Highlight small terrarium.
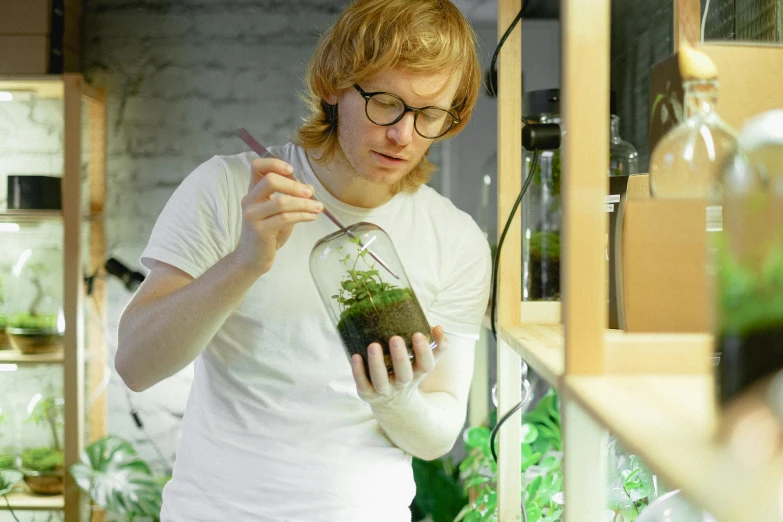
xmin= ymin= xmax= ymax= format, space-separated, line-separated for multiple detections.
xmin=0 ymin=397 xmax=17 ymax=470
xmin=21 ymin=391 xmax=64 ymax=495
xmin=6 ymin=247 xmax=64 ymax=355
xmin=310 ymin=223 xmax=435 ymax=375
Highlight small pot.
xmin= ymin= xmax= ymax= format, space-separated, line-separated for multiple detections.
xmin=6 ymin=327 xmax=63 ymax=355
xmin=23 ymin=468 xmax=64 ymax=495
xmin=0 ymin=328 xmax=8 ymax=350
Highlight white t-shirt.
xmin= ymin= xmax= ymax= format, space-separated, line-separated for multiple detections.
xmin=141 ymin=143 xmax=491 ymax=522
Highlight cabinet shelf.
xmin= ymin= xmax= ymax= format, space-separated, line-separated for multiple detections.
xmin=0 ymin=350 xmax=64 ymax=364
xmin=0 ymin=491 xmax=64 ymax=511
xmin=567 ymin=374 xmax=783 ymax=522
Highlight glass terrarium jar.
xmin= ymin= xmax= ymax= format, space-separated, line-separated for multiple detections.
xmin=609 ymin=114 xmax=639 ymax=177
xmin=715 ymin=110 xmax=783 ymax=408
xmin=649 ymin=79 xmax=737 ymax=200
xmin=0 ymin=395 xmax=17 ymax=470
xmin=0 ymin=266 xmax=9 ymax=350
xmin=310 ymin=223 xmax=435 ymax=375
xmin=6 ymin=247 xmax=64 ymax=355
xmin=21 ymin=390 xmax=64 ymax=494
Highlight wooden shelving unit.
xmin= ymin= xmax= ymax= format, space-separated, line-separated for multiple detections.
xmin=493 ymin=0 xmax=783 ymax=521
xmin=0 ymin=74 xmax=108 ymax=522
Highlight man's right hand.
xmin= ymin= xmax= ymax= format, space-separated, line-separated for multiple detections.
xmin=233 ymin=157 xmax=323 ymax=276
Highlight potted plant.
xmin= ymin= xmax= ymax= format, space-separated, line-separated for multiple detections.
xmin=0 ymin=469 xmax=24 ymax=521
xmin=21 ymin=393 xmax=64 ymax=495
xmin=70 ymin=435 xmax=170 ymax=522
xmin=6 ymin=261 xmax=63 ymax=355
xmin=310 ymin=225 xmax=434 ymax=375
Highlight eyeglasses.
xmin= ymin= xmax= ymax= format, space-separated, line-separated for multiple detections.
xmin=353 ymin=84 xmax=461 ymax=140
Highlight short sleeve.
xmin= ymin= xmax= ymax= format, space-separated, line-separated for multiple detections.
xmin=140 ymin=156 xmax=234 ymax=278
xmin=427 ymin=219 xmax=492 ymax=340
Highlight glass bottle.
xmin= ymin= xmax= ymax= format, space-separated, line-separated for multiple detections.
xmin=649 ymin=79 xmax=737 ymax=199
xmin=309 ymin=223 xmax=435 ymax=375
xmin=609 ymin=114 xmax=639 ymax=176
xmin=6 ymin=246 xmax=64 ymax=355
xmin=715 ymin=110 xmax=783 ymax=408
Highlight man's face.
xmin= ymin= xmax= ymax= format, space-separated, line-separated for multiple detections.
xmin=328 ymin=68 xmax=460 ymax=188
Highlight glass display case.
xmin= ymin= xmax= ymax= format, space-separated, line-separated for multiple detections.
xmin=20 ymin=388 xmax=64 ymax=495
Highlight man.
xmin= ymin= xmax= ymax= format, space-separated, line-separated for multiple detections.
xmin=115 ymin=0 xmax=491 ymax=520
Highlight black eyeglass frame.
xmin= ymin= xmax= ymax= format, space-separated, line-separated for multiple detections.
xmin=353 ymin=84 xmax=461 ymax=139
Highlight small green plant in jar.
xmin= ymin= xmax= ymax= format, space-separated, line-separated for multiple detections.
xmin=22 ymin=393 xmax=64 ymax=495
xmin=310 ymin=223 xmax=434 ymax=375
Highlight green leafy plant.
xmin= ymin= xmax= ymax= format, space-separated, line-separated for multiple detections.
xmin=411 ymin=456 xmax=467 ymax=522
xmin=8 ymin=262 xmax=58 ymax=331
xmin=606 ymin=446 xmax=660 ymax=521
xmin=70 ymin=435 xmax=170 ymax=522
xmin=332 ymin=238 xmax=399 ymax=313
xmin=331 ymin=237 xmax=430 ymax=373
xmin=532 ymin=150 xmax=561 ymax=197
xmin=0 ymin=469 xmax=24 ymax=522
xmin=456 ymin=389 xmax=564 ymax=522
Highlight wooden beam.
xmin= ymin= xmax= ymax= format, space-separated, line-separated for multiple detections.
xmin=62 ymin=73 xmax=85 ymax=521
xmin=562 ymin=0 xmax=610 ymax=375
xmin=87 ymin=87 xmax=108 ymax=444
xmin=496 ymin=1 xmax=523 ymax=519
xmin=673 ymin=0 xmax=701 ymax=51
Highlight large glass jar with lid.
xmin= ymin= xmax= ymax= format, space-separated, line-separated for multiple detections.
xmin=715 ymin=110 xmax=783 ymax=410
xmin=310 ymin=223 xmax=435 ymax=375
xmin=6 ymin=246 xmax=64 ymax=355
xmin=649 ymin=78 xmax=737 ymax=200
xmin=521 ymin=89 xmax=638 ymax=301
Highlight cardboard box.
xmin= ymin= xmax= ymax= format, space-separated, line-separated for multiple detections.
xmin=0 ymin=36 xmax=79 ymax=74
xmin=649 ymin=43 xmax=783 ymax=154
xmin=619 ymin=176 xmax=710 ymax=333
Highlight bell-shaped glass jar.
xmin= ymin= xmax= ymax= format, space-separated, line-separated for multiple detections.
xmin=649 ymin=79 xmax=737 ymax=199
xmin=6 ymin=247 xmax=64 ymax=355
xmin=609 ymin=114 xmax=639 ymax=177
xmin=715 ymin=110 xmax=783 ymax=407
xmin=310 ymin=223 xmax=435 ymax=375
xmin=21 ymin=388 xmax=64 ymax=494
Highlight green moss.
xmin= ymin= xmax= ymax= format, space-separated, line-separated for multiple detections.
xmin=529 ymin=231 xmax=560 ymax=260
xmin=8 ymin=313 xmax=57 ymax=330
xmin=0 ymin=454 xmax=14 ymax=469
xmin=0 ymin=315 xmax=6 ymax=330
xmin=22 ymin=447 xmax=63 ymax=472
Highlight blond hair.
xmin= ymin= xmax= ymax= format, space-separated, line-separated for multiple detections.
xmin=296 ymin=0 xmax=481 ymax=194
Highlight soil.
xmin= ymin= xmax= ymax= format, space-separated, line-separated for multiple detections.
xmin=0 ymin=328 xmax=7 ymax=349
xmin=337 ymin=288 xmax=432 ymax=375
xmin=6 ymin=329 xmax=63 ymax=355
xmin=527 ymin=252 xmax=560 ymax=300
xmin=717 ymin=324 xmax=783 ymax=405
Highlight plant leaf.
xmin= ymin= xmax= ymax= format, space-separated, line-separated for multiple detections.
xmin=0 ymin=470 xmax=23 ymax=496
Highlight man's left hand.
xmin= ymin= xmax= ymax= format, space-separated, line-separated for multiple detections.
xmin=351 ymin=326 xmax=449 ymax=407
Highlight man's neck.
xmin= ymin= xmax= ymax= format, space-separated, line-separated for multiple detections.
xmin=305 ymin=150 xmax=395 ymax=209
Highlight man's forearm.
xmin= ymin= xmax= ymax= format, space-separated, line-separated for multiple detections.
xmin=371 ymin=389 xmax=467 ymax=461
xmin=116 ymin=252 xmax=260 ymax=392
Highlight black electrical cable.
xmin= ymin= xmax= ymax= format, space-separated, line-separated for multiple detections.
xmin=488 ymin=0 xmax=531 ymax=124
xmin=490 ymin=150 xmax=538 ymax=341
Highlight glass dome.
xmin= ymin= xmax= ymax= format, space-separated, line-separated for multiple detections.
xmin=309 ymin=222 xmax=435 ymax=375
xmin=21 ymin=388 xmax=64 ymax=495
xmin=5 ymin=246 xmax=64 ymax=354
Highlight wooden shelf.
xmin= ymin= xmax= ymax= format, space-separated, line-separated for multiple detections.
xmin=0 ymin=76 xmax=64 ymax=99
xmin=0 ymin=210 xmax=62 ymax=223
xmin=500 ymin=323 xmax=563 ymax=386
xmin=0 ymin=491 xmax=63 ymax=511
xmin=0 ymin=349 xmax=64 ymax=364
xmin=567 ymin=375 xmax=783 ymax=522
